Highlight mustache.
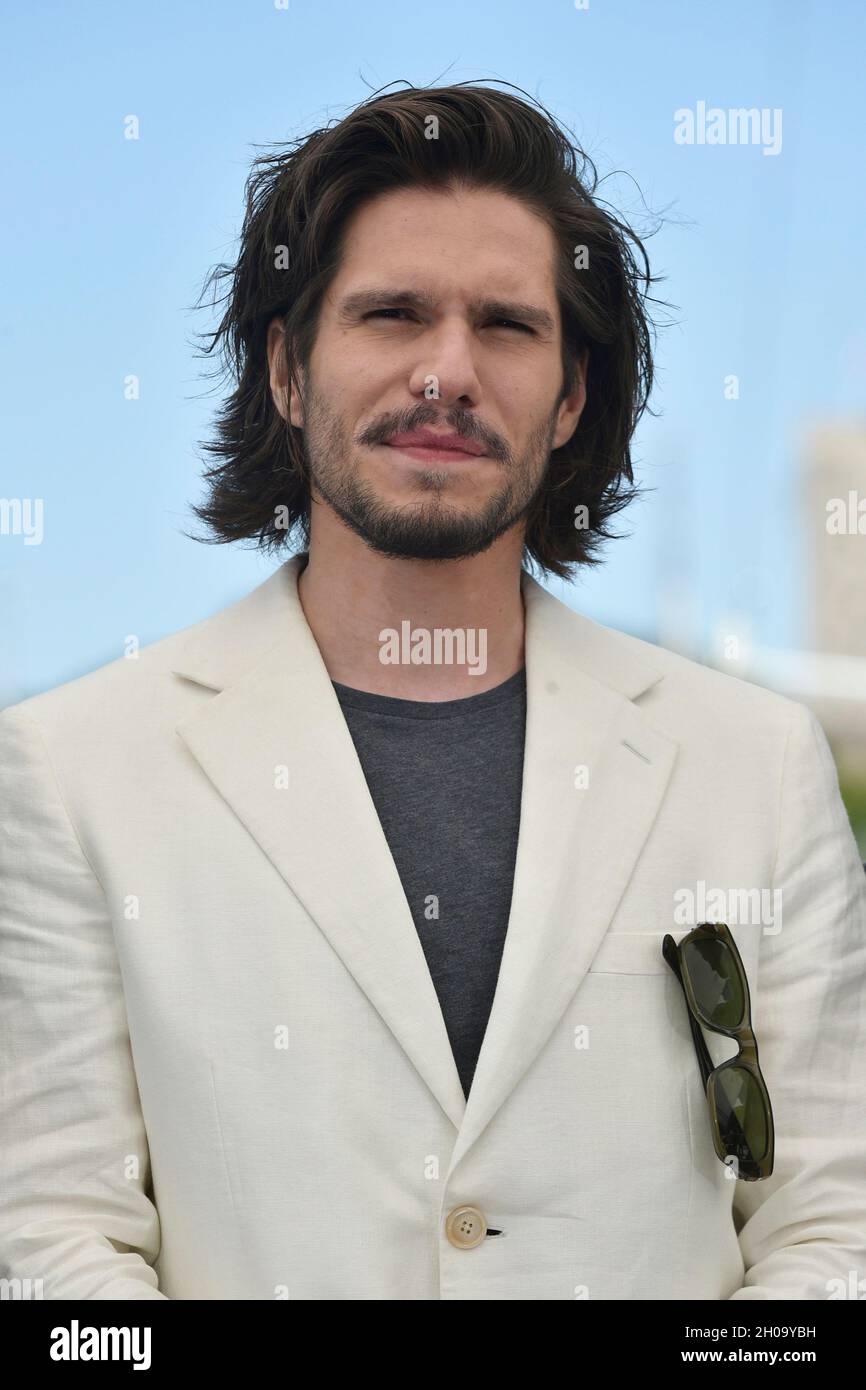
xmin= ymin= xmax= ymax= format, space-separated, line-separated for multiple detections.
xmin=360 ymin=411 xmax=505 ymax=460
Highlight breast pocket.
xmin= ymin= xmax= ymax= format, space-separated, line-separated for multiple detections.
xmin=531 ymin=929 xmax=705 ymax=1293
xmin=571 ymin=930 xmax=696 ymax=1133
xmin=582 ymin=928 xmax=742 ymax=1192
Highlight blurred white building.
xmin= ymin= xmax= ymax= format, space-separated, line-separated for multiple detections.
xmin=720 ymin=423 xmax=866 ymax=776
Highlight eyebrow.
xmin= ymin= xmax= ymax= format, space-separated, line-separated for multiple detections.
xmin=336 ymin=287 xmax=557 ymax=336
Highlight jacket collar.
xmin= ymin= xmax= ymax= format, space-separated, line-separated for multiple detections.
xmin=172 ymin=553 xmax=677 ymax=1172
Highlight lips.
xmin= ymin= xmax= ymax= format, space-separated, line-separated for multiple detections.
xmin=384 ymin=431 xmax=487 ymax=456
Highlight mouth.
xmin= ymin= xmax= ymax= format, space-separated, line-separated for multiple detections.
xmin=380 ymin=439 xmax=492 ymax=467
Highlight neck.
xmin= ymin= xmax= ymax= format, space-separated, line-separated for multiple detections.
xmin=297 ymin=528 xmax=526 ymax=701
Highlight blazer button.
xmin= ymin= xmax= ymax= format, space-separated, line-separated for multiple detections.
xmin=445 ymin=1204 xmax=487 ymax=1249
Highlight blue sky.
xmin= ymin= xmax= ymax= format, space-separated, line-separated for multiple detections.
xmin=2 ymin=0 xmax=864 ymax=706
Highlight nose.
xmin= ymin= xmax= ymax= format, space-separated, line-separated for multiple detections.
xmin=407 ymin=317 xmax=483 ymax=406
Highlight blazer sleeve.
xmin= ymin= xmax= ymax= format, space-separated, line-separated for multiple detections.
xmin=0 ymin=705 xmax=168 ymax=1299
xmin=728 ymin=700 xmax=866 ymax=1300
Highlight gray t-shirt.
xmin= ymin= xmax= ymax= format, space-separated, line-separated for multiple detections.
xmin=332 ymin=668 xmax=527 ymax=1098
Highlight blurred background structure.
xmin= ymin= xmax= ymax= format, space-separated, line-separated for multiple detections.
xmin=634 ymin=424 xmax=866 ymax=854
xmin=737 ymin=425 xmax=866 ymax=854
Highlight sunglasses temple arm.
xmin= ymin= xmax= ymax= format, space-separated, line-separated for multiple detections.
xmin=665 ymin=949 xmax=714 ymax=1091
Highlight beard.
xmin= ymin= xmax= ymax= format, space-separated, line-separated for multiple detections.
xmin=294 ymin=382 xmax=561 ymax=563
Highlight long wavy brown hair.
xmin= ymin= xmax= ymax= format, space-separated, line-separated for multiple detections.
xmin=189 ymin=81 xmax=668 ymax=580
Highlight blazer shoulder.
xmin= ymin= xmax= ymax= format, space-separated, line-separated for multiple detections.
xmin=0 ymin=586 xmax=270 ymax=752
xmin=1 ymin=561 xmax=298 ymax=738
xmin=581 ymin=612 xmax=812 ymax=737
xmin=2 ymin=622 xmax=193 ymax=728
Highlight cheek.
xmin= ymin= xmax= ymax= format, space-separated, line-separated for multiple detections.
xmin=490 ymin=364 xmax=554 ymax=425
xmin=320 ymin=340 xmax=397 ymax=411
xmin=500 ymin=401 xmax=556 ymax=456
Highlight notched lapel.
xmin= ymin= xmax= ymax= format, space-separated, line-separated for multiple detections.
xmin=173 ymin=556 xmax=467 ymax=1130
xmin=447 ymin=573 xmax=679 ymax=1172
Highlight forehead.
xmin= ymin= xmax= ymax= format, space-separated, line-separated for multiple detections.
xmin=329 ymin=184 xmax=559 ymax=302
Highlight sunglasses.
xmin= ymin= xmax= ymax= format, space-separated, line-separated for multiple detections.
xmin=663 ymin=922 xmax=774 ymax=1181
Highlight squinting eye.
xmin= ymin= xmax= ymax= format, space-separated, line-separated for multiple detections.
xmin=490 ymin=318 xmax=534 ymax=334
xmin=365 ymin=309 xmax=534 ymax=335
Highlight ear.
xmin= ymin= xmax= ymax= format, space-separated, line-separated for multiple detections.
xmin=266 ymin=317 xmax=289 ymax=422
xmin=288 ymin=366 xmax=306 ymax=430
xmin=266 ymin=316 xmax=306 ymax=426
xmin=551 ymin=346 xmax=588 ymax=450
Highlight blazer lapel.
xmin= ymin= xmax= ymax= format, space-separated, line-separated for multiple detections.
xmin=450 ymin=574 xmax=679 ymax=1171
xmin=171 ymin=553 xmax=679 ymax=1160
xmin=173 ymin=555 xmax=467 ymax=1129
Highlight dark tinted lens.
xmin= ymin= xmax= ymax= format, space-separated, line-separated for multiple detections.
xmin=711 ymin=1065 xmax=768 ymax=1164
xmin=682 ymin=936 xmax=744 ymax=1030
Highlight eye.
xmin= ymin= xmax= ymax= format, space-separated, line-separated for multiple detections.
xmin=364 ymin=309 xmax=534 ymax=335
xmin=489 ymin=318 xmax=535 ymax=335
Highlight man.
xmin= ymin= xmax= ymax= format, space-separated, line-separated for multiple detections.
xmin=1 ymin=83 xmax=864 ymax=1301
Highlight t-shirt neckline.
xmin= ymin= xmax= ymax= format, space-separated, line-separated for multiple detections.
xmin=331 ymin=666 xmax=526 ymax=719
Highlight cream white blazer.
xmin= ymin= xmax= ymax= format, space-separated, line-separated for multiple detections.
xmin=1 ymin=553 xmax=865 ymax=1301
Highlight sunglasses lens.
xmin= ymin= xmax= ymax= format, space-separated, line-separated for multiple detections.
xmin=681 ymin=937 xmax=745 ymax=1030
xmin=712 ymin=1065 xmax=768 ymax=1164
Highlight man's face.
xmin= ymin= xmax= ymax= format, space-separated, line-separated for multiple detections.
xmin=269 ymin=183 xmax=586 ymax=561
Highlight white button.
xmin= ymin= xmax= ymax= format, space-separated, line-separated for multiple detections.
xmin=445 ymin=1204 xmax=487 ymax=1249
